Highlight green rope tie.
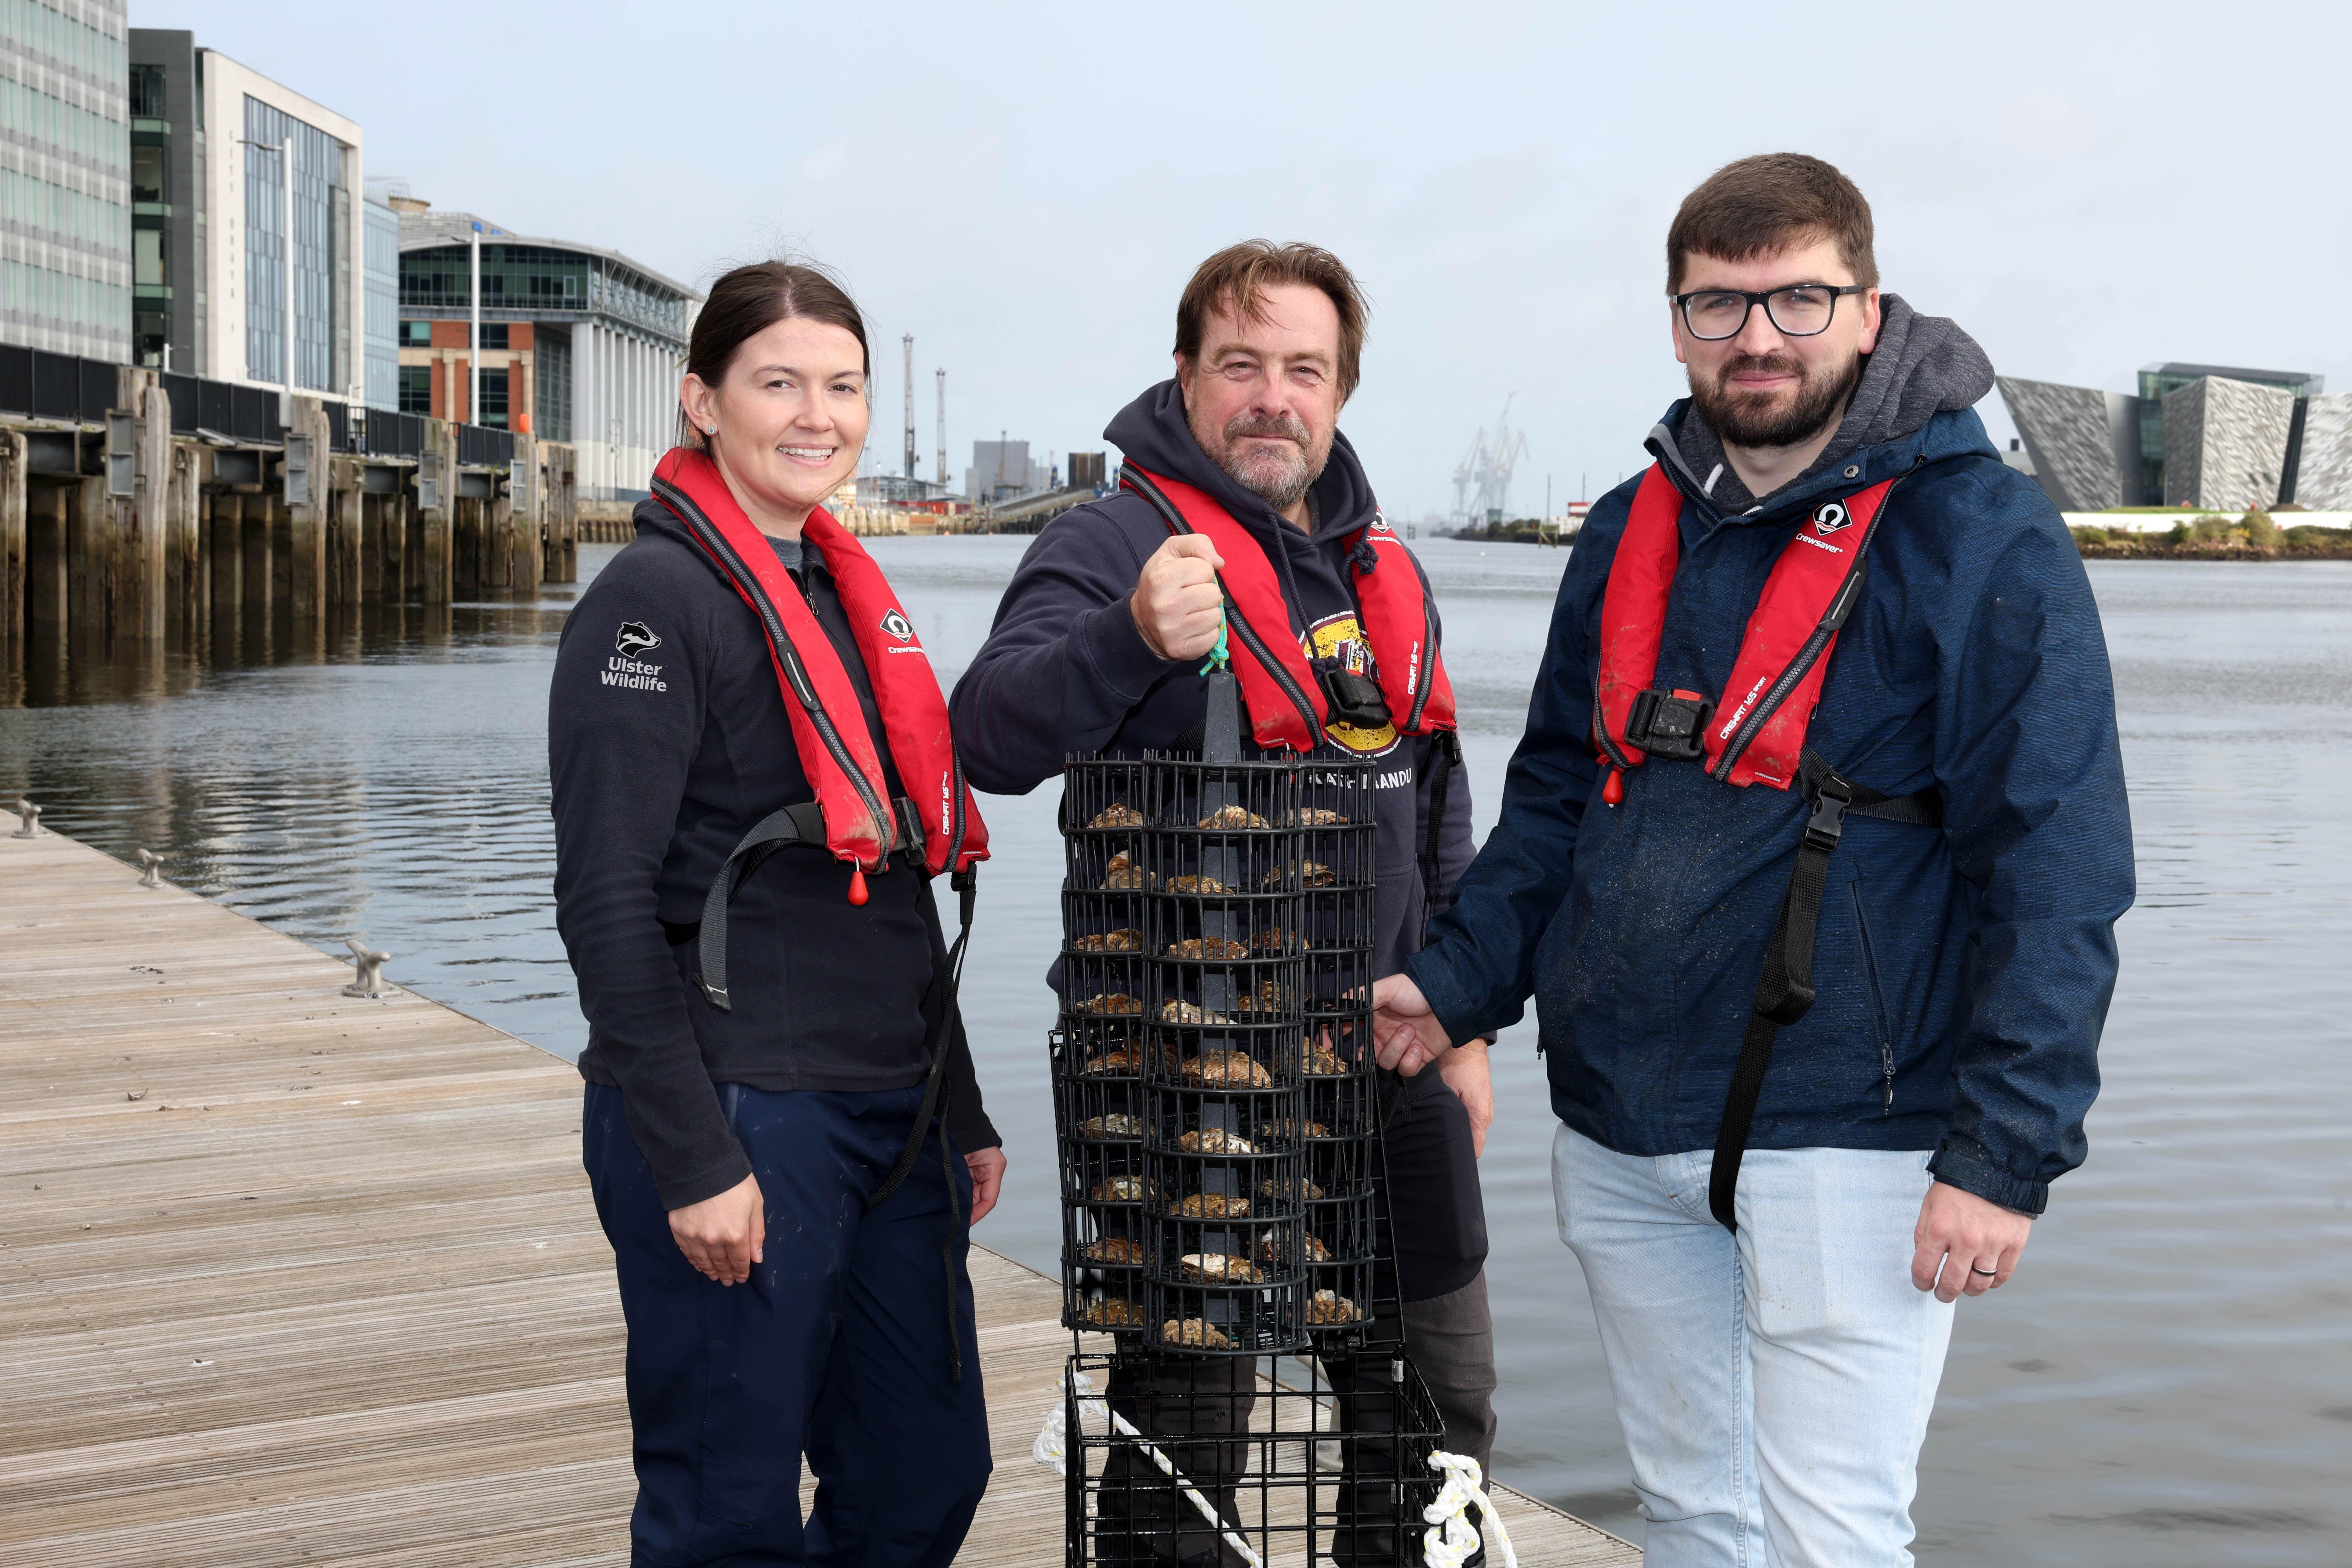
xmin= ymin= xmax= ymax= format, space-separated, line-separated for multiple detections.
xmin=1198 ymin=611 xmax=1230 ymax=676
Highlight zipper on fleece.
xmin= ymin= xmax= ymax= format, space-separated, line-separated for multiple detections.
xmin=1849 ymin=878 xmax=1896 ymax=1111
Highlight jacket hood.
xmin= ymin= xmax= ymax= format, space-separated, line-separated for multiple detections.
xmin=1104 ymin=379 xmax=1379 ymax=545
xmin=1654 ymin=295 xmax=1997 ymax=519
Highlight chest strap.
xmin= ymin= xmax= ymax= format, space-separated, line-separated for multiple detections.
xmin=1709 ymin=749 xmax=1942 ymax=1231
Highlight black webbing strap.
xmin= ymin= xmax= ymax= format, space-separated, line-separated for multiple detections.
xmin=1417 ymin=729 xmax=1463 ymax=951
xmin=1707 ymin=748 xmax=1942 ymax=1231
xmin=693 ymin=799 xmax=975 ymax=1379
xmin=694 ymin=797 xmax=932 ymax=1009
xmin=859 ymin=867 xmax=978 ymax=1383
xmin=694 ymin=800 xmax=828 ymax=1009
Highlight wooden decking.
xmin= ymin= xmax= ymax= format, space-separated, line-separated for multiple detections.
xmin=0 ymin=810 xmax=1637 ymax=1566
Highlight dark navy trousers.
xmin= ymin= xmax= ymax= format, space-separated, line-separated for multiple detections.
xmin=583 ymin=1082 xmax=992 ymax=1567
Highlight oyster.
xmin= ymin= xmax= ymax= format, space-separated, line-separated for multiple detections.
xmin=1281 ymin=807 xmax=1348 ymax=827
xmin=1078 ymin=1113 xmax=1143 ymax=1140
xmin=1073 ymin=928 xmax=1141 ymax=953
xmin=1161 ymin=1000 xmax=1234 ymax=1025
xmin=1182 ymin=1051 xmax=1272 ymax=1087
xmin=1174 ymin=1191 xmax=1250 ymax=1219
xmin=1080 ymin=1296 xmax=1146 ymax=1327
xmin=1177 ymin=1128 xmax=1256 ymax=1154
xmin=1255 ymin=1117 xmax=1330 ymax=1142
xmin=1081 ymin=1044 xmax=1142 ymax=1076
xmin=1305 ymin=1290 xmax=1362 ymax=1325
xmin=1161 ymin=1317 xmax=1231 ymax=1349
xmin=1091 ymin=1174 xmax=1159 ymax=1202
xmin=1197 ymin=804 xmax=1270 ymax=829
xmin=1101 ymin=853 xmax=1152 ymax=890
xmin=1179 ymin=1252 xmax=1260 ymax=1284
xmin=1166 ymin=936 xmax=1249 ymax=960
xmin=1259 ymin=1176 xmax=1326 ymax=1202
xmin=1081 ymin=1236 xmax=1149 ymax=1266
xmin=1076 ymin=993 xmax=1144 ymax=1016
xmin=1255 ymin=1230 xmax=1332 ymax=1266
xmin=1167 ymin=873 xmax=1230 ymax=895
xmin=1089 ymin=803 xmax=1149 ymax=829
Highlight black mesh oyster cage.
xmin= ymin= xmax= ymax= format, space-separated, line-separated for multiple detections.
xmin=1058 ymin=1350 xmax=1446 ymax=1567
xmin=1055 ymin=686 xmax=1384 ymax=1351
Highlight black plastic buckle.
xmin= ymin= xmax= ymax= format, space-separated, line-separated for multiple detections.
xmin=1317 ymin=664 xmax=1391 ymax=729
xmin=894 ymin=797 xmax=928 ymax=861
xmin=1626 ymin=688 xmax=1715 ymax=761
xmin=1804 ymin=784 xmax=1851 ymax=851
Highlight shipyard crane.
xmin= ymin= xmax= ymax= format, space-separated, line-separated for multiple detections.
xmin=1452 ymin=397 xmax=1530 ymax=525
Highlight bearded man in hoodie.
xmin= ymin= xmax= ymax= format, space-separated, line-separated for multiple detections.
xmin=1373 ymin=154 xmax=2134 ymax=1565
xmin=952 ymin=241 xmax=1496 ymax=1565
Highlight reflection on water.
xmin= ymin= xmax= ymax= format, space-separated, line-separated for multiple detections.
xmin=2 ymin=542 xmax=2346 ymax=1564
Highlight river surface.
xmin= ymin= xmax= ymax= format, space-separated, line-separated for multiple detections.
xmin=3 ymin=538 xmax=2346 ymax=1563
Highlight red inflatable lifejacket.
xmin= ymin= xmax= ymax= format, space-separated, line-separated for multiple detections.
xmin=1592 ymin=463 xmax=1896 ymax=800
xmin=1120 ymin=462 xmax=1457 ymax=753
xmin=650 ymin=447 xmax=988 ymax=883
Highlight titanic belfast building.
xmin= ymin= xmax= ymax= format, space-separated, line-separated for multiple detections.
xmin=1999 ymin=364 xmax=2352 ymax=513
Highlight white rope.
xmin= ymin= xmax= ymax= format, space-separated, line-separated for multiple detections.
xmin=1421 ymin=1450 xmax=1516 ymax=1568
xmin=1029 ymin=1371 xmax=1513 ymax=1568
xmin=1033 ymin=1367 xmax=1266 ymax=1568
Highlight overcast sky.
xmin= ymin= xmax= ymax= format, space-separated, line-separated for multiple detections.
xmin=154 ymin=0 xmax=2348 ymax=517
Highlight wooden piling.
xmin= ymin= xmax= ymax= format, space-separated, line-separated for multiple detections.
xmin=24 ymin=482 xmax=67 ymax=652
xmin=111 ymin=366 xmax=171 ymax=641
xmin=0 ymin=429 xmax=24 ymax=647
xmin=207 ymin=490 xmax=241 ymax=622
xmin=326 ymin=457 xmax=363 ymax=611
xmin=418 ymin=419 xmax=455 ymax=604
xmin=240 ymin=492 xmax=272 ymax=618
xmin=284 ymin=396 xmax=330 ymax=619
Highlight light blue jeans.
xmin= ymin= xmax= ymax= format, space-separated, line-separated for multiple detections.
xmin=1553 ymin=1123 xmax=1955 ymax=1568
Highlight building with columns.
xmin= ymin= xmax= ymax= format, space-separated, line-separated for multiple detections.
xmin=395 ymin=200 xmax=696 ymax=501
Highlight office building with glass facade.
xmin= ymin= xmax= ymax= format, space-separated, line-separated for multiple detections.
xmin=397 ymin=203 xmax=696 ymax=499
xmin=2 ymin=0 xmax=131 ymax=361
xmin=122 ymin=34 xmax=387 ymax=406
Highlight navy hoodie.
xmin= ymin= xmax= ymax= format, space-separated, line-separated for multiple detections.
xmin=549 ymin=499 xmax=997 ymax=1211
xmin=949 ymin=380 xmax=1475 ymax=985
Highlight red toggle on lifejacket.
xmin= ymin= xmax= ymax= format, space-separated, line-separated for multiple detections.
xmin=1591 ymin=462 xmax=1897 ymax=802
xmin=1120 ymin=461 xmax=1456 ymax=753
xmin=650 ymin=447 xmax=988 ymax=882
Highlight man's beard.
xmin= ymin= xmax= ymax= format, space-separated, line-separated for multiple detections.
xmin=1690 ymin=350 xmax=1863 ymax=449
xmin=1210 ymin=411 xmax=1326 ymax=511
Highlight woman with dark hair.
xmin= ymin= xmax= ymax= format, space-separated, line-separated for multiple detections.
xmin=548 ymin=261 xmax=1000 ymax=1565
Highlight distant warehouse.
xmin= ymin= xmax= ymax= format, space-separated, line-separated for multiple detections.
xmin=394 ymin=199 xmax=701 ymax=502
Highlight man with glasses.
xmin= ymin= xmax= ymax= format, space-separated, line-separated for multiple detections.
xmin=1373 ymin=154 xmax=2133 ymax=1564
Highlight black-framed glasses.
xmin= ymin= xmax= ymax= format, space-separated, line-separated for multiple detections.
xmin=1672 ymin=284 xmax=1867 ymax=341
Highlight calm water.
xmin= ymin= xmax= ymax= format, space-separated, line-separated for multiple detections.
xmin=3 ymin=539 xmax=2346 ymax=1563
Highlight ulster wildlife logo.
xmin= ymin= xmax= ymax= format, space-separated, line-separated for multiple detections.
xmin=1811 ymin=501 xmax=1853 ymax=536
xmin=615 ymin=621 xmax=662 ymax=656
xmin=878 ymin=608 xmax=915 ymax=644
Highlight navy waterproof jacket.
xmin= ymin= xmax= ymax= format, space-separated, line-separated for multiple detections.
xmin=1404 ymin=399 xmax=2134 ymax=1214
